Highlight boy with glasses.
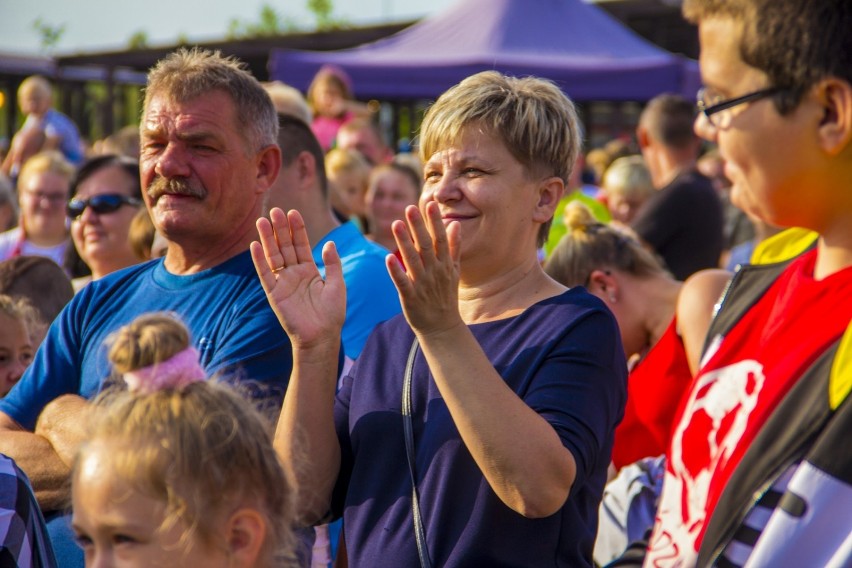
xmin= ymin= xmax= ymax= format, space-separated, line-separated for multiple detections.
xmin=642 ymin=1 xmax=852 ymax=566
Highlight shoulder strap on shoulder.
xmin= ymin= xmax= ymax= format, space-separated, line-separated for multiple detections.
xmin=829 ymin=321 xmax=852 ymax=410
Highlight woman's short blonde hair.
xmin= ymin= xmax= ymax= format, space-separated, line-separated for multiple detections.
xmin=419 ymin=71 xmax=582 ymax=246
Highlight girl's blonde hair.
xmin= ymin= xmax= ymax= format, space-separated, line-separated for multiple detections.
xmin=325 ymin=147 xmax=371 ymax=181
xmin=78 ymin=313 xmax=297 ymax=565
xmin=544 ymin=201 xmax=668 ymax=287
xmin=17 ymin=150 xmax=74 ymax=188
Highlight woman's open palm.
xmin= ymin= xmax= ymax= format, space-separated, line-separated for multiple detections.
xmin=251 ymin=208 xmax=346 ymax=349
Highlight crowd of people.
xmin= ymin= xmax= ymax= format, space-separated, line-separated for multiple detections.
xmin=0 ymin=0 xmax=850 ymax=566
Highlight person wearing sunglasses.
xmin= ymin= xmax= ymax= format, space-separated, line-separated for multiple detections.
xmin=64 ymin=155 xmax=144 ymax=291
xmin=0 ymin=151 xmax=74 ymax=269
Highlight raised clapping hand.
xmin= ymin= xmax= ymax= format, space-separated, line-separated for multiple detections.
xmin=388 ymin=202 xmax=465 ymax=338
xmin=251 ymin=208 xmax=346 ymax=350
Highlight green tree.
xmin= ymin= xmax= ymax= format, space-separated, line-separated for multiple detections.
xmin=32 ymin=18 xmax=65 ymax=54
xmin=306 ymin=0 xmax=347 ymax=30
xmin=126 ymin=30 xmax=150 ymax=50
xmin=226 ymin=1 xmax=346 ymax=38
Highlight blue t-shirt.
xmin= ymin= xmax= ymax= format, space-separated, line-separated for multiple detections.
xmin=0 ymin=251 xmax=292 ymax=430
xmin=332 ymin=288 xmax=627 ymax=567
xmin=312 ymin=221 xmax=400 ymax=360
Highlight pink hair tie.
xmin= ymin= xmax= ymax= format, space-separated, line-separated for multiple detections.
xmin=123 ymin=347 xmax=206 ymax=394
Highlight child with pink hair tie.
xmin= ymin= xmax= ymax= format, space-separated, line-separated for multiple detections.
xmin=71 ymin=312 xmax=298 ymax=567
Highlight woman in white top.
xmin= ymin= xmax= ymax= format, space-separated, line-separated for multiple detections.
xmin=0 ymin=151 xmax=73 ymax=268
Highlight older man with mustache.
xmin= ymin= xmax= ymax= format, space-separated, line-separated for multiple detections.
xmin=0 ymin=48 xmax=293 ymax=567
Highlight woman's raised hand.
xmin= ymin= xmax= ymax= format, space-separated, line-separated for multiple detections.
xmin=251 ymin=207 xmax=346 ymax=350
xmin=387 ymin=202 xmax=464 ymax=338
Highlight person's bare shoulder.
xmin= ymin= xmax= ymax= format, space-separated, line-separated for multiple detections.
xmin=676 ymin=269 xmax=732 ymax=374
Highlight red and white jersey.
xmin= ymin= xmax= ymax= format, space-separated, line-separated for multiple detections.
xmin=645 ymin=250 xmax=852 ymax=567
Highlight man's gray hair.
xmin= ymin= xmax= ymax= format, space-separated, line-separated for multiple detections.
xmin=144 ymin=48 xmax=278 ymax=151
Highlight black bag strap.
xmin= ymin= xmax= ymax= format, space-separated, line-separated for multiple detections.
xmin=402 ymin=337 xmax=432 ymax=568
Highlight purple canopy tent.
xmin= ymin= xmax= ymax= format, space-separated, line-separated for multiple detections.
xmin=268 ymin=0 xmax=700 ymax=102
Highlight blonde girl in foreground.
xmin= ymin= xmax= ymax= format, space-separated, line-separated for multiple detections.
xmin=71 ymin=312 xmax=297 ymax=567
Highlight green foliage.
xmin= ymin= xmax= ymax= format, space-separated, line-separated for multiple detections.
xmin=226 ymin=3 xmax=300 ymax=39
xmin=32 ymin=18 xmax=65 ymax=54
xmin=226 ymin=0 xmax=348 ymax=38
xmin=126 ymin=30 xmax=150 ymax=50
xmin=306 ymin=0 xmax=348 ymax=30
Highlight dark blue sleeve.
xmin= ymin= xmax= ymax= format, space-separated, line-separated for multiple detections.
xmin=524 ymin=309 xmax=627 ymax=489
xmin=330 ymin=366 xmax=356 ymax=520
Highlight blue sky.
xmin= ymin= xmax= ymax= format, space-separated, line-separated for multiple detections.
xmin=0 ymin=0 xmax=456 ymax=55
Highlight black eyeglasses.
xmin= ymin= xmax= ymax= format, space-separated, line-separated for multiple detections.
xmin=67 ymin=194 xmax=143 ymax=219
xmin=696 ymin=86 xmax=784 ymax=128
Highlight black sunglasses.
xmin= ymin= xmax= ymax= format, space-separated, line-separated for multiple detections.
xmin=67 ymin=194 xmax=143 ymax=219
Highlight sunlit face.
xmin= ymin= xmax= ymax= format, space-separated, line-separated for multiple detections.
xmin=18 ymin=171 xmax=70 ymax=238
xmin=0 ymin=313 xmax=33 ymax=397
xmin=314 ymin=81 xmax=345 ymax=118
xmin=139 ymin=91 xmax=266 ymax=246
xmin=72 ymin=444 xmax=230 ymax=568
xmin=19 ymin=88 xmax=50 ymax=116
xmin=329 ymin=169 xmax=367 ymax=218
xmin=70 ymin=165 xmax=141 ymax=275
xmin=420 ymin=126 xmax=551 ymax=270
xmin=694 ymin=17 xmax=823 ymax=229
xmin=366 ymin=169 xmax=420 ymax=239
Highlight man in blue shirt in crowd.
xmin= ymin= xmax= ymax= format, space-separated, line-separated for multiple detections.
xmin=269 ymin=114 xmax=401 ymax=365
xmin=0 ymin=47 xmax=292 ymax=566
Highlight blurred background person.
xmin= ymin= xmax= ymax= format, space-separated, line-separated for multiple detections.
xmin=128 ymin=208 xmax=157 ymax=263
xmin=91 ymin=125 xmax=141 ymax=160
xmin=325 ymin=147 xmax=371 ymax=228
xmin=1 ymin=76 xmax=83 ymax=179
xmin=545 ymin=202 xmax=728 ymax=469
xmin=64 ymin=155 xmax=144 ymax=291
xmin=0 ymin=151 xmax=73 ymax=268
xmin=631 ymin=94 xmax=724 ymax=280
xmin=0 ymin=256 xmax=74 ymax=348
xmin=336 ymin=117 xmax=394 ymax=167
xmin=364 ymin=161 xmax=422 ymax=253
xmin=0 ymin=126 xmax=46 ymax=183
xmin=262 ymin=80 xmax=313 ymax=124
xmin=307 ymin=65 xmax=372 ymax=152
xmin=0 ymin=174 xmax=20 ymax=233
xmin=0 ymin=295 xmax=37 ymax=398
xmin=600 ymin=155 xmax=655 ymax=225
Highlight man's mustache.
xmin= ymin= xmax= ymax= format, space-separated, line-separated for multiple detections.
xmin=147 ymin=177 xmax=207 ymax=201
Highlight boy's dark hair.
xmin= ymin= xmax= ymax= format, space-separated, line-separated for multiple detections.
xmin=640 ymin=94 xmax=698 ymax=150
xmin=277 ymin=114 xmax=328 ymax=196
xmin=683 ymin=0 xmax=852 ymax=114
